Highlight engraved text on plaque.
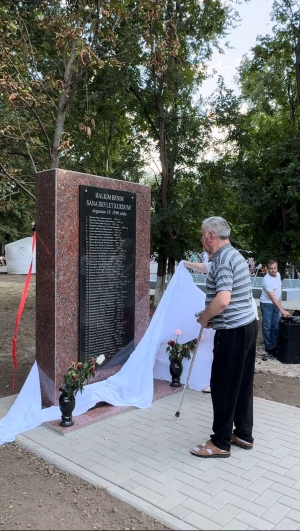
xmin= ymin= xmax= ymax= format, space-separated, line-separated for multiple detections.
xmin=79 ymin=186 xmax=136 ymax=368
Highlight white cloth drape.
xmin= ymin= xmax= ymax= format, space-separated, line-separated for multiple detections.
xmin=0 ymin=261 xmax=213 ymax=445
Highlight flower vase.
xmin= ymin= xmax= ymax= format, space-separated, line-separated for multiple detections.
xmin=169 ymin=360 xmax=183 ymax=387
xmin=58 ymin=388 xmax=76 ymax=427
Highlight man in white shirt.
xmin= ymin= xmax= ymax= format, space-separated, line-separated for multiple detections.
xmin=260 ymin=260 xmax=291 ymax=355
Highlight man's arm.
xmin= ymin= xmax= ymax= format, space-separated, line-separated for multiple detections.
xmin=198 ymin=291 xmax=231 ymax=328
xmin=266 ymin=290 xmax=291 ymax=317
xmin=184 ymin=261 xmax=208 ymax=273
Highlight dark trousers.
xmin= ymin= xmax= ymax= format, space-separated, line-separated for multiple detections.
xmin=210 ymin=319 xmax=258 ymax=451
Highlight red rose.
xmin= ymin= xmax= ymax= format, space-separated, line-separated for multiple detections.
xmin=71 ymin=374 xmax=77 ymax=381
xmin=89 ymin=366 xmax=95 ymax=372
xmin=168 ymin=340 xmax=175 ymax=346
xmin=77 ymin=362 xmax=83 ymax=370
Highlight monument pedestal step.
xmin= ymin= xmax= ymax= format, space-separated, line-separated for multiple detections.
xmin=44 ymin=378 xmax=181 ymax=434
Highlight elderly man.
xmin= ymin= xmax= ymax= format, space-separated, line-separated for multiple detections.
xmin=190 ymin=216 xmax=258 ymax=458
xmin=260 ymin=260 xmax=290 ymax=356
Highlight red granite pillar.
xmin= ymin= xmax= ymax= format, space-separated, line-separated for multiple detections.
xmin=36 ymin=169 xmax=151 ymax=406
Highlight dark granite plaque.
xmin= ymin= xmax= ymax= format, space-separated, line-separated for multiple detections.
xmin=79 ymin=186 xmax=136 ymax=368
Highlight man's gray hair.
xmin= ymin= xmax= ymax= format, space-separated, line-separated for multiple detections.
xmin=202 ymin=216 xmax=231 ymax=240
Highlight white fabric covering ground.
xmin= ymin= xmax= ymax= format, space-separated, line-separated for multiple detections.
xmin=0 ymin=261 xmax=213 ymax=446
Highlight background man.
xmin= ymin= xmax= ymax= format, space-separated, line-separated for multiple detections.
xmin=190 ymin=216 xmax=258 ymax=459
xmin=260 ymin=260 xmax=290 ymax=356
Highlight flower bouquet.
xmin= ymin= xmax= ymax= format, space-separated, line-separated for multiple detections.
xmin=58 ymin=359 xmax=96 ymax=427
xmin=166 ymin=329 xmax=198 ymax=363
xmin=61 ymin=358 xmax=96 ymax=399
xmin=166 ymin=329 xmax=198 ymax=387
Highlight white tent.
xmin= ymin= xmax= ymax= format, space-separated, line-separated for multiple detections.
xmin=5 ymin=237 xmax=36 ymax=274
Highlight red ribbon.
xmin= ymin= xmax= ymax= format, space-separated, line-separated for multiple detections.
xmin=12 ymin=232 xmax=36 ymax=391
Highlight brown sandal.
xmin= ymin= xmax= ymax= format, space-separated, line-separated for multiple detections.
xmin=190 ymin=439 xmax=231 ymax=458
xmin=231 ymin=433 xmax=253 ymax=450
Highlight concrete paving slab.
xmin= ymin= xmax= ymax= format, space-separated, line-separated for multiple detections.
xmin=2 ymin=390 xmax=300 ymax=530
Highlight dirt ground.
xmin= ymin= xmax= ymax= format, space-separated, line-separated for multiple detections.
xmin=1 ymin=273 xmax=300 ymax=530
xmin=0 ymin=442 xmax=169 ymax=531
xmin=0 ymin=274 xmax=169 ymax=531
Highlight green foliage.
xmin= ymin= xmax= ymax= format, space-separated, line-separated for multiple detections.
xmin=63 ymin=66 xmax=146 ymax=181
xmin=0 ymin=178 xmax=35 ymax=242
xmin=0 ymin=0 xmax=246 ymax=266
xmin=134 ymin=1 xmax=242 ymax=289
xmin=205 ymin=0 xmax=300 ymax=275
xmin=0 ymin=0 xmax=149 ymax=238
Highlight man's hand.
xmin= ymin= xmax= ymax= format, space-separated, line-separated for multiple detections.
xmin=282 ymin=309 xmax=291 ymax=317
xmin=197 ymin=312 xmax=212 ymax=329
xmin=267 ymin=291 xmax=291 ymax=317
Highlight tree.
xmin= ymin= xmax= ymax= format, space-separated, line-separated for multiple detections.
xmin=205 ymin=0 xmax=300 ymax=277
xmin=62 ymin=65 xmax=146 ymax=181
xmin=0 ymin=0 xmax=247 ymax=290
xmin=121 ymin=0 xmax=241 ymax=305
xmin=0 ymin=0 xmax=149 ymax=241
xmin=236 ymin=0 xmax=300 ymax=276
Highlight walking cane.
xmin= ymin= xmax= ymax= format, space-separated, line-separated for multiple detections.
xmin=175 ymin=324 xmax=204 ymax=417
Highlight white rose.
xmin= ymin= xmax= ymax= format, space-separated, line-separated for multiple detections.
xmin=96 ymin=354 xmax=105 ymax=366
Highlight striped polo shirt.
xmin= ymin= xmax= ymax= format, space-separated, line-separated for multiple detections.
xmin=205 ymin=243 xmax=255 ymax=329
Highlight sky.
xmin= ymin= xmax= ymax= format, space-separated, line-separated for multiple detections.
xmin=201 ymin=0 xmax=274 ymax=98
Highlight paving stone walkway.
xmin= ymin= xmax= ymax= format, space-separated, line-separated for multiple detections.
xmin=2 ymin=389 xmax=300 ymax=530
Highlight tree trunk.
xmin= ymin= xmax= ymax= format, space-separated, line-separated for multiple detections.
xmin=155 ymin=92 xmax=169 ymax=209
xmin=50 ymin=40 xmax=78 ymax=168
xmin=279 ymin=203 xmax=290 ymax=280
xmin=50 ymin=92 xmax=68 ymax=168
xmin=154 ymin=250 xmax=167 ymax=308
xmin=153 ymin=90 xmax=172 ymax=306
xmin=167 ymin=256 xmax=175 ymax=285
xmin=295 ymin=30 xmax=300 ymax=105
